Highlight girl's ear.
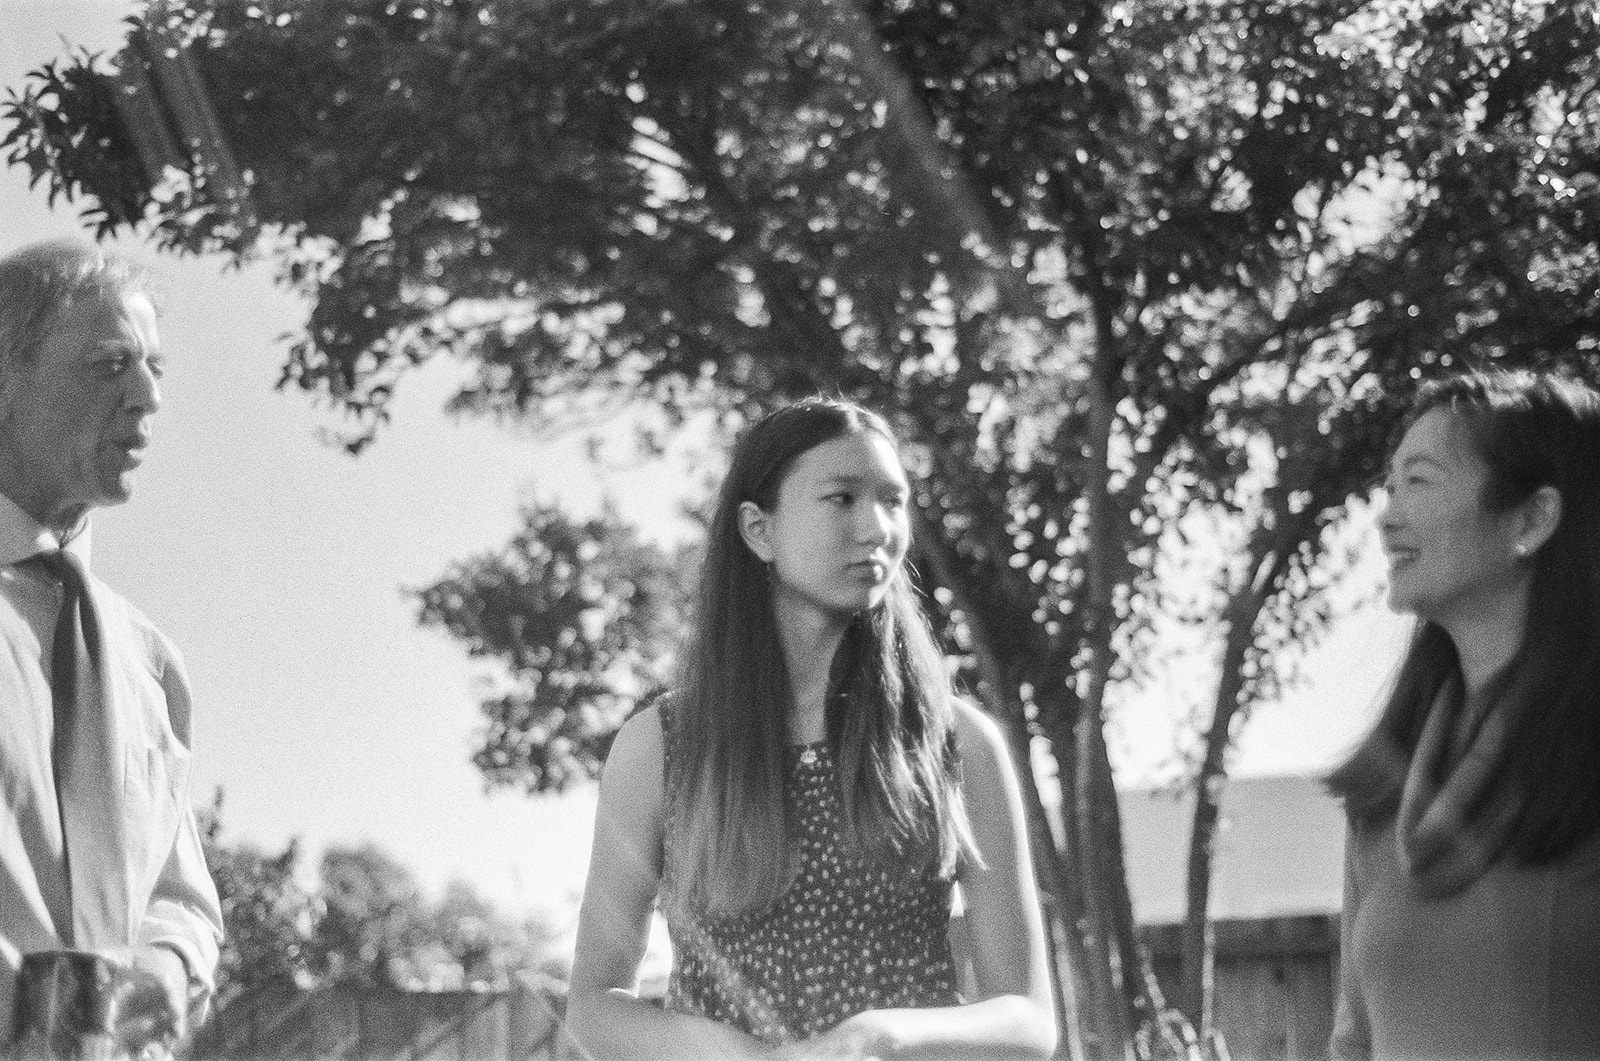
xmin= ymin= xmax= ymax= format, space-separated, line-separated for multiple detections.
xmin=1514 ymin=484 xmax=1562 ymax=559
xmin=738 ymin=500 xmax=775 ymax=563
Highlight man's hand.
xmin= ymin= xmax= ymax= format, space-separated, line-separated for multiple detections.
xmin=105 ymin=946 xmax=187 ymax=1060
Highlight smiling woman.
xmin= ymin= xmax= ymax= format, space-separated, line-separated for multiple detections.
xmin=1377 ymin=405 xmax=1552 ymax=639
xmin=1328 ymin=368 xmax=1600 ymax=1061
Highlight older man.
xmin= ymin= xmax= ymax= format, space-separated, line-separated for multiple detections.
xmin=0 ymin=239 xmax=222 ymax=1051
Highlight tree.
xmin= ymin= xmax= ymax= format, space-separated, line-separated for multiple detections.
xmin=312 ymin=842 xmax=564 ymax=989
xmin=198 ymin=791 xmax=317 ymax=1004
xmin=9 ymin=0 xmax=1600 ymax=1054
xmin=423 ymin=880 xmax=568 ymax=988
xmin=413 ymin=500 xmax=696 ymax=793
xmin=314 ymin=843 xmax=431 ymax=988
xmin=1151 ymin=4 xmax=1600 ymax=1037
xmin=199 ymin=793 xmax=564 ymax=999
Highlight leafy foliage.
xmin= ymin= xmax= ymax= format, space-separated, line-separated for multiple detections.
xmin=200 ymin=798 xmax=563 ymax=998
xmin=314 ymin=843 xmax=564 ymax=990
xmin=413 ymin=501 xmax=695 ymax=792
xmin=198 ymin=794 xmax=316 ymax=1002
xmin=312 ymin=843 xmax=425 ymax=988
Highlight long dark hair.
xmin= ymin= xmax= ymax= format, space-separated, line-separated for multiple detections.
xmin=664 ymin=398 xmax=978 ymax=917
xmin=1328 ymin=368 xmax=1600 ymax=863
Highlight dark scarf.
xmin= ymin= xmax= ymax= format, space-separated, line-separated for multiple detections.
xmin=1395 ymin=672 xmax=1522 ymax=899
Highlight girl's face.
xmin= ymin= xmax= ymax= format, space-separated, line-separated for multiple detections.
xmin=1380 ymin=408 xmax=1528 ymax=625
xmin=742 ymin=428 xmax=912 ymax=624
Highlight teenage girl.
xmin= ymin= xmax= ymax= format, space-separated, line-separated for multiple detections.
xmin=568 ymin=398 xmax=1056 ymax=1059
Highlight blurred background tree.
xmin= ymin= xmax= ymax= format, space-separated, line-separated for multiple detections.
xmin=315 ymin=842 xmax=563 ymax=989
xmin=413 ymin=500 xmax=696 ymax=793
xmin=11 ymin=0 xmax=1599 ymax=1054
xmin=313 ymin=843 xmax=430 ymax=988
xmin=199 ymin=792 xmax=317 ymax=1004
xmin=202 ymin=795 xmax=563 ymax=1000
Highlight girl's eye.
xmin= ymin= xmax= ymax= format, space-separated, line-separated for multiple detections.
xmin=827 ymin=492 xmax=854 ymax=507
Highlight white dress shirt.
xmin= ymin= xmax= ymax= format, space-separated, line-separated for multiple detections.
xmin=0 ymin=492 xmax=223 ymax=1031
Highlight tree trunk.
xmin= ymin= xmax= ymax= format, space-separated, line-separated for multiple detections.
xmin=1009 ymin=720 xmax=1091 ymax=1061
xmin=1178 ymin=561 xmax=1279 ymax=1047
xmin=908 ymin=508 xmax=1092 ymax=1059
xmin=1072 ymin=338 xmax=1144 ymax=1060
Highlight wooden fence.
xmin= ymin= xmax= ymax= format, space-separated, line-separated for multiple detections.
xmin=187 ymin=982 xmax=585 ymax=1061
xmin=187 ymin=914 xmax=1339 ymax=1061
xmin=1143 ymin=914 xmax=1339 ymax=1061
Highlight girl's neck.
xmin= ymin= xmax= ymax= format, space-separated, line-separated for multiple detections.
xmin=773 ymin=593 xmax=848 ymax=744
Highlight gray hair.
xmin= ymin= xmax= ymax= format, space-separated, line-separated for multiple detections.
xmin=0 ymin=239 xmax=151 ymax=365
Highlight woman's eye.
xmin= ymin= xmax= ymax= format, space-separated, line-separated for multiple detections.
xmin=1382 ymin=471 xmax=1428 ymax=492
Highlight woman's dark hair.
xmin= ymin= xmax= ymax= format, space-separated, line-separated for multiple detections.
xmin=664 ymin=398 xmax=977 ymax=917
xmin=1329 ymin=368 xmax=1600 ymax=863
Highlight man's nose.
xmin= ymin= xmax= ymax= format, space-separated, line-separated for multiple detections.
xmin=124 ymin=359 xmax=162 ymax=414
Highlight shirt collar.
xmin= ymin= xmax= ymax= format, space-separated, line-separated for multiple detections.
xmin=0 ymin=491 xmax=92 ymax=568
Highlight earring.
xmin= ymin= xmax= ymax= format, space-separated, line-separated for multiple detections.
xmin=1514 ymin=543 xmax=1530 ymax=559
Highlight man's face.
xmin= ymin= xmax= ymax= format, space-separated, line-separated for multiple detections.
xmin=0 ymin=291 xmax=163 ymax=532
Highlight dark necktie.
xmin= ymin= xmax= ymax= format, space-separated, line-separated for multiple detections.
xmin=32 ymin=549 xmax=114 ymax=947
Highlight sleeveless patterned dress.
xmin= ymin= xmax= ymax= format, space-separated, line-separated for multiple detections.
xmin=659 ymin=719 xmax=960 ymax=1044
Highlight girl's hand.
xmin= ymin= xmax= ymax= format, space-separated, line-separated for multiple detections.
xmin=773 ymin=1011 xmax=898 ymax=1061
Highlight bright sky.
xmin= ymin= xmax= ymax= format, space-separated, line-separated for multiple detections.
xmin=0 ymin=0 xmax=1410 ymax=932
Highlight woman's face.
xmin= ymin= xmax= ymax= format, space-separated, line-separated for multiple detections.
xmin=744 ymin=428 xmax=911 ymax=624
xmin=1380 ymin=407 xmax=1528 ymax=625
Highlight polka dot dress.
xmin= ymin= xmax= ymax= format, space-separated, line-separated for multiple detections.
xmin=661 ymin=739 xmax=959 ymax=1044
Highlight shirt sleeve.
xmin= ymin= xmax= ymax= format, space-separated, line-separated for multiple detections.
xmin=135 ymin=628 xmax=224 ymax=1023
xmin=138 ymin=805 xmax=223 ymax=1022
xmin=1329 ymin=819 xmax=1371 ymax=1061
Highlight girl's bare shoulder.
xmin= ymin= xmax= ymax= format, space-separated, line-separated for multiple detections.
xmin=602 ymin=700 xmax=667 ymax=795
xmin=951 ymin=698 xmax=1009 ymax=767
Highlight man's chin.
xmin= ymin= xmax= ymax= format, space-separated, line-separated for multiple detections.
xmin=93 ymin=474 xmax=137 ymax=508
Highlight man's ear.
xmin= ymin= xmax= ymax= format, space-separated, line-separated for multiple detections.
xmin=737 ymin=500 xmax=774 ymax=563
xmin=1514 ymin=485 xmax=1562 ymax=559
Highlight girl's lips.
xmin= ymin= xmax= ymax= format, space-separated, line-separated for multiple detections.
xmin=847 ymin=560 xmax=890 ymax=582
